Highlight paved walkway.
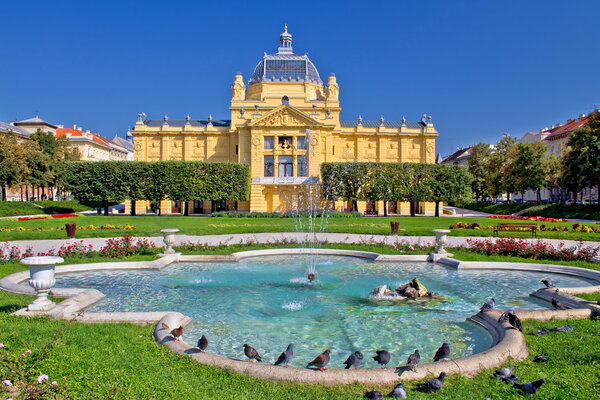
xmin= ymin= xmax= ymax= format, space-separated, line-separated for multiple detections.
xmin=2 ymin=232 xmax=599 ymax=256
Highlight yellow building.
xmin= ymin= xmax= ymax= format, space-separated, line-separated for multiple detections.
xmin=130 ymin=27 xmax=438 ymax=215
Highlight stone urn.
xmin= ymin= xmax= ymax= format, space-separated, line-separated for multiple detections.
xmin=432 ymin=229 xmax=451 ymax=254
xmin=160 ymin=229 xmax=179 ymax=254
xmin=20 ymin=256 xmax=64 ymax=311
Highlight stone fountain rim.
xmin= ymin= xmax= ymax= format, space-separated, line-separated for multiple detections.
xmin=1 ymin=247 xmax=600 ymax=385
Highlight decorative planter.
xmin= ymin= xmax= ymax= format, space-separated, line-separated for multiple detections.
xmin=432 ymin=229 xmax=451 ymax=254
xmin=65 ymin=223 xmax=77 ymax=238
xmin=390 ymin=221 xmax=399 ymax=235
xmin=20 ymin=256 xmax=64 ymax=311
xmin=160 ymin=229 xmax=180 ymax=254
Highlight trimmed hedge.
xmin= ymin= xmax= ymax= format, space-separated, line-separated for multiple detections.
xmin=210 ymin=210 xmax=362 ymax=218
xmin=60 ymin=161 xmax=250 ymax=214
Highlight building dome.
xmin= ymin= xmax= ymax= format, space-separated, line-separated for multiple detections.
xmin=248 ymin=26 xmax=322 ymax=86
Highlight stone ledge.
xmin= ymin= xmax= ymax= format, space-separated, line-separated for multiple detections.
xmin=154 ymin=310 xmax=528 ymax=385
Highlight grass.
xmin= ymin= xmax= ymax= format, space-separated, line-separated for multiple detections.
xmin=1 ymin=215 xmax=600 ymax=242
xmin=0 ymin=202 xmax=43 ymax=217
xmin=32 ymin=200 xmax=94 ymax=214
xmin=574 ymin=291 xmax=600 ymax=303
xmin=522 ymin=203 xmax=600 ymax=221
xmin=0 ymin=200 xmax=94 ymax=218
xmin=460 ymin=202 xmax=600 ymax=221
xmin=1 ymin=248 xmax=599 ymax=398
xmin=459 ymin=202 xmax=533 ymax=215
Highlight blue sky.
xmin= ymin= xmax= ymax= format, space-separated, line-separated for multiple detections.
xmin=1 ymin=1 xmax=598 ymax=157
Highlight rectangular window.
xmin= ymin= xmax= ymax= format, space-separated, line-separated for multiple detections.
xmin=235 ymin=145 xmax=238 ymax=155
xmin=297 ymin=137 xmax=306 ymax=149
xmin=264 ymin=156 xmax=274 ymax=177
xmin=297 ymin=155 xmax=307 ymax=176
xmin=279 ymin=136 xmax=292 ymax=149
xmin=278 ymin=155 xmax=293 ymax=177
xmin=332 ymin=145 xmax=335 ymax=155
xmin=264 ymin=137 xmax=274 ymax=149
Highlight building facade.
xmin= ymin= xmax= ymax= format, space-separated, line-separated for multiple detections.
xmin=130 ymin=27 xmax=439 ymax=215
xmin=56 ymin=125 xmax=131 ymax=161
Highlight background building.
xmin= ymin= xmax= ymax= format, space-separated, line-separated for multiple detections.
xmin=56 ymin=125 xmax=131 ymax=161
xmin=130 ymin=27 xmax=438 ymax=215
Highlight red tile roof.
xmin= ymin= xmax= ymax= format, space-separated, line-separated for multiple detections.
xmin=543 ymin=114 xmax=591 ymax=141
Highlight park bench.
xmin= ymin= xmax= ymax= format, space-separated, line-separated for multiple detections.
xmin=493 ymin=222 xmax=537 ymax=239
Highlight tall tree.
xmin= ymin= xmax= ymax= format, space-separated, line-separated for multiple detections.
xmin=561 ymin=110 xmax=600 ymax=202
xmin=0 ymin=133 xmax=30 ymax=200
xmin=488 ymin=134 xmax=517 ymax=201
xmin=512 ymin=141 xmax=547 ymax=201
xmin=430 ymin=165 xmax=473 ymax=216
xmin=467 ymin=143 xmax=492 ymax=201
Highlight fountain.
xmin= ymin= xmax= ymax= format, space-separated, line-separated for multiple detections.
xmin=288 ymin=128 xmax=330 ymax=283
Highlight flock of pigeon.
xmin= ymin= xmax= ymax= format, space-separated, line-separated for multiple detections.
xmin=163 ymin=278 xmax=572 ymax=398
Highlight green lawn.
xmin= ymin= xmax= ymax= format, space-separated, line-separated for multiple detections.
xmin=1 ymin=249 xmax=600 ymax=399
xmin=0 ymin=200 xmax=94 ymax=217
xmin=2 ymin=215 xmax=600 ymax=242
xmin=459 ymin=201 xmax=533 ymax=215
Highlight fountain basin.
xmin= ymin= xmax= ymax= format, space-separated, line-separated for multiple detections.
xmin=51 ymin=254 xmax=594 ymax=368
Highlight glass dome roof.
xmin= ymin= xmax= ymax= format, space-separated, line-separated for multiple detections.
xmin=248 ymin=27 xmax=322 ymax=86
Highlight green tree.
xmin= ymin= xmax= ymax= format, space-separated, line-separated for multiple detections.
xmin=561 ymin=110 xmax=600 ymax=202
xmin=430 ymin=165 xmax=473 ymax=216
xmin=487 ymin=134 xmax=517 ymax=201
xmin=467 ymin=143 xmax=492 ymax=201
xmin=0 ymin=133 xmax=30 ymax=200
xmin=512 ymin=141 xmax=547 ymax=201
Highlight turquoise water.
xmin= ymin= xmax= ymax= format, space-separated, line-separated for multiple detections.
xmin=54 ymin=255 xmax=593 ymax=368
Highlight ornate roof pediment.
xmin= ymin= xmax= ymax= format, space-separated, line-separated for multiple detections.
xmin=249 ymin=105 xmax=322 ymax=127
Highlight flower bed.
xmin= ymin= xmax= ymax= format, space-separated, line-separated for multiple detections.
xmin=460 ymin=237 xmax=600 ymax=262
xmin=450 ymin=221 xmax=600 ymax=233
xmin=0 ymin=342 xmax=70 ymax=399
xmin=17 ymin=214 xmax=81 ymax=221
xmin=488 ymin=215 xmax=566 ymax=222
xmin=0 ymin=224 xmax=136 ymax=233
xmin=0 ymin=235 xmax=157 ymax=262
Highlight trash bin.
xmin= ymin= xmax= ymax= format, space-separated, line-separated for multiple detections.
xmin=390 ymin=221 xmax=399 ymax=235
xmin=65 ymin=223 xmax=77 ymax=239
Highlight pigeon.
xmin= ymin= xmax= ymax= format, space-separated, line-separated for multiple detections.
xmin=541 ymin=279 xmax=554 ymax=288
xmin=197 ymin=335 xmax=208 ymax=351
xmin=533 ymin=355 xmax=548 ymax=362
xmin=499 ymin=374 xmax=519 ymax=384
xmin=498 ymin=310 xmax=514 ymax=322
xmin=417 ymin=372 xmax=446 ymax=392
xmin=508 ymin=313 xmax=522 ymax=332
xmin=552 ymin=289 xmax=567 ymax=310
xmin=364 ymin=390 xmax=383 ymax=399
xmin=343 ymin=351 xmax=363 ymax=369
xmin=552 ymin=323 xmax=573 ymax=332
xmin=513 ymin=378 xmax=546 ymax=394
xmin=433 ymin=342 xmax=450 ymax=362
xmin=406 ymin=349 xmax=420 ymax=371
xmin=391 ymin=383 xmax=407 ymax=398
xmin=373 ymin=350 xmax=391 ymax=369
xmin=307 ymin=349 xmax=331 ymax=371
xmin=170 ymin=325 xmax=183 ymax=341
xmin=529 ymin=328 xmax=549 ymax=336
xmin=480 ymin=298 xmax=495 ymax=312
xmin=494 ymin=367 xmax=515 ymax=377
xmin=274 ymin=343 xmax=294 ymax=367
xmin=243 ymin=344 xmax=262 ymax=362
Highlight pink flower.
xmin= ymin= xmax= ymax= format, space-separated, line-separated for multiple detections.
xmin=25 ymin=349 xmax=31 ymax=354
xmin=62 ymin=377 xmax=66 ymax=381
xmin=36 ymin=374 xmax=49 ymax=383
xmin=2 ymin=380 xmax=11 ymax=386
xmin=0 ymin=343 xmax=4 ymax=347
xmin=51 ymin=381 xmax=58 ymax=386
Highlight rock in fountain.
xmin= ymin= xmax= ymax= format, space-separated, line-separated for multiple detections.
xmin=369 ymin=277 xmax=440 ymax=300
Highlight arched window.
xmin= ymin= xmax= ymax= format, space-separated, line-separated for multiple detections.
xmin=281 ymin=96 xmax=289 ymax=105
